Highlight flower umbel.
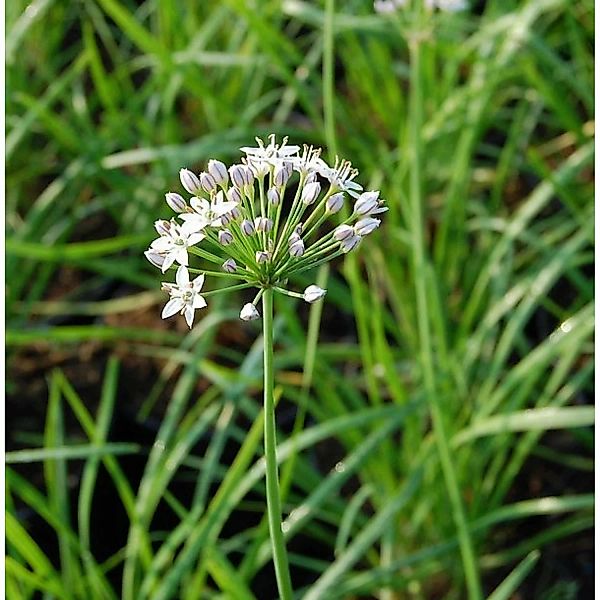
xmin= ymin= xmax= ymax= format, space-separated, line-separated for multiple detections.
xmin=146 ymin=136 xmax=387 ymax=327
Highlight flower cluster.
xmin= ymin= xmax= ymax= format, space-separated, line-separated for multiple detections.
xmin=146 ymin=135 xmax=387 ymax=327
xmin=374 ymin=0 xmax=468 ymax=14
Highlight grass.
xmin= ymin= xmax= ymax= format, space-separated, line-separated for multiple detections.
xmin=6 ymin=0 xmax=594 ymax=599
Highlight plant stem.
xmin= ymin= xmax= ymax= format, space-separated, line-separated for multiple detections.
xmin=262 ymin=288 xmax=293 ymax=600
xmin=408 ymin=29 xmax=483 ymax=600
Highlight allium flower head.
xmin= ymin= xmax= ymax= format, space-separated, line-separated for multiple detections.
xmin=146 ymin=136 xmax=387 ymax=327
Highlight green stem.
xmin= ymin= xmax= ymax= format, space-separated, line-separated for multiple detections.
xmin=262 ymin=288 xmax=293 ymax=600
xmin=408 ymin=31 xmax=482 ymax=600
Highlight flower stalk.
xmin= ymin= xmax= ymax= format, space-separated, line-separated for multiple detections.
xmin=262 ymin=288 xmax=294 ymax=600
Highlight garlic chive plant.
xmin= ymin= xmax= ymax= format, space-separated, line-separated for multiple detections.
xmin=145 ymin=135 xmax=386 ymax=598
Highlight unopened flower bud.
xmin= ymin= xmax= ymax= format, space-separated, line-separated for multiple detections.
xmin=222 ymin=258 xmax=237 ymax=273
xmin=289 ymin=239 xmax=305 ymax=257
xmin=229 ymin=164 xmax=253 ymax=188
xmin=303 ymin=285 xmax=327 ymax=303
xmin=219 ymin=229 xmax=233 ymax=245
xmin=353 ymin=191 xmax=380 ymax=215
xmin=333 ymin=224 xmax=354 ymax=241
xmin=340 ymin=234 xmax=362 ymax=253
xmin=274 ymin=163 xmax=292 ymax=187
xmin=326 ymin=192 xmax=345 ymax=214
xmin=207 ymin=159 xmax=229 ymax=185
xmin=254 ymin=217 xmax=273 ymax=233
xmin=301 ymin=181 xmax=321 ymax=205
xmin=165 ymin=192 xmax=187 ymax=213
xmin=220 ymin=213 xmax=232 ymax=226
xmin=227 ymin=186 xmax=242 ymax=204
xmin=180 ymin=168 xmax=202 ymax=194
xmin=200 ymin=172 xmax=217 ymax=193
xmin=240 ymin=303 xmax=260 ymax=321
xmin=267 ymin=187 xmax=280 ymax=206
xmin=355 ymin=217 xmax=381 ymax=236
xmin=288 ymin=232 xmax=301 ymax=245
xmin=305 ymin=171 xmax=318 ymax=184
xmin=241 ymin=219 xmax=255 ymax=236
xmin=230 ymin=206 xmax=242 ymax=220
xmin=256 ymin=250 xmax=271 ymax=264
xmin=155 ymin=219 xmax=171 ymax=236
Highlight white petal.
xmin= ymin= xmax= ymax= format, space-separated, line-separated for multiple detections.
xmin=192 ymin=273 xmax=205 ymax=291
xmin=161 ymin=253 xmax=176 ymax=273
xmin=183 ymin=306 xmax=195 ymax=328
xmin=186 ymin=232 xmax=205 ymax=246
xmin=213 ymin=201 xmax=238 ymax=216
xmin=193 ymin=295 xmax=207 ymax=309
xmin=162 ymin=298 xmax=184 ymax=319
xmin=176 ymin=265 xmax=189 ymax=287
xmin=190 ymin=196 xmax=210 ymax=212
xmin=151 ymin=236 xmax=173 ymax=251
xmin=175 ymin=248 xmax=188 ymax=266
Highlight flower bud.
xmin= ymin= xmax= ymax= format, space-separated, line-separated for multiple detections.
xmin=340 ymin=234 xmax=361 ymax=253
xmin=274 ymin=162 xmax=292 ymax=187
xmin=200 ymin=172 xmax=217 ymax=193
xmin=301 ymin=181 xmax=321 ymax=205
xmin=165 ymin=192 xmax=187 ymax=213
xmin=305 ymin=171 xmax=318 ymax=184
xmin=222 ymin=258 xmax=237 ymax=273
xmin=333 ymin=224 xmax=354 ymax=241
xmin=256 ymin=250 xmax=271 ymax=264
xmin=220 ymin=213 xmax=232 ymax=226
xmin=326 ymin=192 xmax=345 ymax=214
xmin=155 ymin=219 xmax=171 ymax=236
xmin=227 ymin=186 xmax=242 ymax=204
xmin=267 ymin=187 xmax=280 ymax=206
xmin=353 ymin=191 xmax=380 ymax=215
xmin=180 ymin=168 xmax=202 ymax=194
xmin=303 ymin=285 xmax=327 ymax=303
xmin=254 ymin=217 xmax=273 ymax=233
xmin=207 ymin=159 xmax=229 ymax=185
xmin=355 ymin=217 xmax=381 ymax=236
xmin=289 ymin=239 xmax=305 ymax=257
xmin=241 ymin=219 xmax=255 ymax=236
xmin=145 ymin=250 xmax=165 ymax=269
xmin=218 ymin=229 xmax=233 ymax=245
xmin=230 ymin=206 xmax=242 ymax=220
xmin=288 ymin=232 xmax=301 ymax=245
xmin=240 ymin=303 xmax=260 ymax=321
xmin=229 ymin=164 xmax=252 ymax=188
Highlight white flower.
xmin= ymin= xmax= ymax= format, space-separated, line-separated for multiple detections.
xmin=161 ymin=265 xmax=207 ymax=328
xmin=241 ymin=135 xmax=300 ymax=173
xmin=148 ymin=221 xmax=205 ymax=273
xmin=144 ymin=250 xmax=166 ymax=269
xmin=355 ymin=217 xmax=381 ymax=236
xmin=291 ymin=145 xmax=328 ymax=177
xmin=303 ymin=285 xmax=327 ymax=303
xmin=180 ymin=190 xmax=238 ymax=230
xmin=318 ymin=159 xmax=363 ymax=198
xmin=240 ymin=303 xmax=260 ymax=321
